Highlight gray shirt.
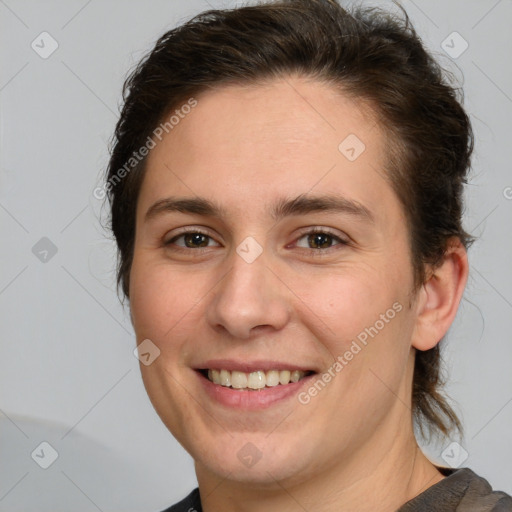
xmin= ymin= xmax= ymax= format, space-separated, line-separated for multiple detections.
xmin=162 ymin=467 xmax=512 ymax=511
xmin=397 ymin=467 xmax=512 ymax=511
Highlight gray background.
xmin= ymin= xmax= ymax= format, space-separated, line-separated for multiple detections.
xmin=1 ymin=0 xmax=511 ymax=510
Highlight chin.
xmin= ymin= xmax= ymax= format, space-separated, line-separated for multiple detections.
xmin=186 ymin=430 xmax=320 ymax=486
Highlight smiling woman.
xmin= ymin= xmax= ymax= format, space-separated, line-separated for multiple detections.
xmin=104 ymin=1 xmax=511 ymax=511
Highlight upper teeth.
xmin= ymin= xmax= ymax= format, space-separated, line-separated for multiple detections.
xmin=207 ymin=369 xmax=307 ymax=389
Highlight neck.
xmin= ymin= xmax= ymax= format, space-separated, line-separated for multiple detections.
xmin=196 ymin=352 xmax=444 ymax=512
xmin=196 ymin=425 xmax=443 ymax=512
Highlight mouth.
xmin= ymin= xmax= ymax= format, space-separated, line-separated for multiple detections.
xmin=195 ymin=364 xmax=318 ymax=409
xmin=198 ymin=368 xmax=315 ymax=390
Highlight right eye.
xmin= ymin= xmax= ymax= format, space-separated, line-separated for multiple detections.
xmin=165 ymin=230 xmax=221 ymax=249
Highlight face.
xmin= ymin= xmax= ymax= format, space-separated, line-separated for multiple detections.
xmin=129 ymin=76 xmax=420 ymax=486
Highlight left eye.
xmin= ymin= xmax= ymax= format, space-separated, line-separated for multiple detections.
xmin=167 ymin=231 xmax=219 ymax=248
xmin=295 ymin=231 xmax=346 ymax=250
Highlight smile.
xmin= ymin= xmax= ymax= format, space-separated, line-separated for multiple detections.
xmin=203 ymin=369 xmax=313 ymax=390
xmin=194 ymin=360 xmax=319 ymax=409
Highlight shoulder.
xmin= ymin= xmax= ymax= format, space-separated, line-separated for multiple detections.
xmin=398 ymin=467 xmax=512 ymax=511
xmin=159 ymin=488 xmax=202 ymax=512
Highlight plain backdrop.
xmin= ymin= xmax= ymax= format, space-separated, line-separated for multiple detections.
xmin=1 ymin=0 xmax=511 ymax=510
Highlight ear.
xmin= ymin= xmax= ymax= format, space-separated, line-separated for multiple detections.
xmin=411 ymin=237 xmax=469 ymax=351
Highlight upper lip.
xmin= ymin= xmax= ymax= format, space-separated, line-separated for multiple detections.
xmin=195 ymin=359 xmax=318 ymax=373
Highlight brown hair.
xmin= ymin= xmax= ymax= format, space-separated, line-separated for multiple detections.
xmin=105 ymin=0 xmax=473 ymax=440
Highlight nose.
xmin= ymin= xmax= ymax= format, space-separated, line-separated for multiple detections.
xmin=205 ymin=249 xmax=291 ymax=340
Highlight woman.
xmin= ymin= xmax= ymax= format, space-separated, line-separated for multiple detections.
xmin=104 ymin=0 xmax=512 ymax=510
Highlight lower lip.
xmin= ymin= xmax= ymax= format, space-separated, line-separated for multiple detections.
xmin=197 ymin=371 xmax=315 ymax=410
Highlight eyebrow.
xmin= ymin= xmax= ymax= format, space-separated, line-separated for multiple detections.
xmin=144 ymin=193 xmax=374 ymax=224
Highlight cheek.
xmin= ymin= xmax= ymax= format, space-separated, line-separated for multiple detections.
xmin=293 ymin=264 xmax=413 ymax=391
xmin=129 ymin=256 xmax=201 ymax=345
xmin=296 ymin=267 xmax=403 ymax=340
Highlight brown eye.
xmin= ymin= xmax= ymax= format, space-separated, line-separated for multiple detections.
xmin=166 ymin=230 xmax=220 ymax=249
xmin=182 ymin=233 xmax=210 ymax=248
xmin=307 ymin=232 xmax=334 ymax=249
xmin=295 ymin=230 xmax=347 ymax=250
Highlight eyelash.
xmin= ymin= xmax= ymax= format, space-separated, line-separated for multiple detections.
xmin=293 ymin=228 xmax=349 ymax=254
xmin=164 ymin=227 xmax=349 ymax=255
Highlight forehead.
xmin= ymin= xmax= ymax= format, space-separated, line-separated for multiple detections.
xmin=139 ymin=76 xmax=398 ymax=225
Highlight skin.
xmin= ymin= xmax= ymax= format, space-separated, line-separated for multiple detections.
xmin=129 ymin=75 xmax=468 ymax=512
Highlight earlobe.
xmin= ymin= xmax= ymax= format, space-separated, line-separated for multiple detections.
xmin=411 ymin=238 xmax=469 ymax=351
